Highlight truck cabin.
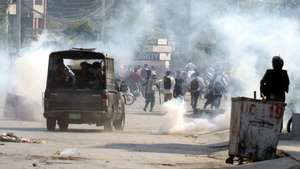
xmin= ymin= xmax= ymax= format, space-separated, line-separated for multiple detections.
xmin=46 ymin=50 xmax=115 ymax=91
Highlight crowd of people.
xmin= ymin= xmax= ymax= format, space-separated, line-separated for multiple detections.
xmin=54 ymin=56 xmax=289 ymax=115
xmin=118 ymin=63 xmax=230 ymax=113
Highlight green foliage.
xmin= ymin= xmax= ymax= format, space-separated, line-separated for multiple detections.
xmin=62 ymin=21 xmax=97 ymax=45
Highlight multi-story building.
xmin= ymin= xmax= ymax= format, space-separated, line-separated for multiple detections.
xmin=7 ymin=0 xmax=47 ymax=50
xmin=0 ymin=0 xmax=8 ymax=46
xmin=237 ymin=0 xmax=288 ymax=11
xmin=32 ymin=0 xmax=47 ymax=39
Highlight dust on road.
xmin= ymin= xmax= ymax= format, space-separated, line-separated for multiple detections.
xmin=0 ymin=97 xmax=230 ymax=169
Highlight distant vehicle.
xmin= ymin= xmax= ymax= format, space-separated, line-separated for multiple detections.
xmin=43 ymin=48 xmax=125 ymax=131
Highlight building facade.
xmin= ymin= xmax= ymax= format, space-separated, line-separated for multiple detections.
xmin=7 ymin=0 xmax=46 ymax=50
xmin=0 ymin=0 xmax=8 ymax=47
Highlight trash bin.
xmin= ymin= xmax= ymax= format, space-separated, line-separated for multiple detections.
xmin=227 ymin=97 xmax=285 ymax=163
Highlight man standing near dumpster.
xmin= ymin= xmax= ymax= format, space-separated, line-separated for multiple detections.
xmin=260 ymin=56 xmax=290 ymax=102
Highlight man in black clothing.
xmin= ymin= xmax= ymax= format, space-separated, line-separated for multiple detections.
xmin=260 ymin=56 xmax=290 ymax=102
xmin=173 ymin=71 xmax=184 ymax=98
xmin=143 ymin=70 xmax=156 ymax=112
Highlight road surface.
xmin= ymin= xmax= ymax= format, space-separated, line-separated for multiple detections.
xmin=0 ymin=95 xmax=232 ymax=169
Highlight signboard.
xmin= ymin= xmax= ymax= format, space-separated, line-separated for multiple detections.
xmin=159 ymin=53 xmax=171 ymax=61
xmin=157 ymin=39 xmax=168 ymax=45
xmin=8 ymin=4 xmax=16 ymax=15
xmin=229 ymin=97 xmax=285 ymax=161
xmin=152 ymin=45 xmax=172 ymax=53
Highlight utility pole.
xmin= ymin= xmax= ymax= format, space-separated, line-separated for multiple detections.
xmin=44 ymin=0 xmax=47 ymax=29
xmin=0 ymin=0 xmax=8 ymax=52
xmin=96 ymin=0 xmax=114 ymax=42
xmin=16 ymin=0 xmax=21 ymax=51
xmin=101 ymin=0 xmax=106 ymax=42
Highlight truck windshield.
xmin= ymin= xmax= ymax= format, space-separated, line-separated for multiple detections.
xmin=49 ymin=58 xmax=105 ymax=90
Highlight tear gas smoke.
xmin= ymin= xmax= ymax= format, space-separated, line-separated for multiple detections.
xmin=0 ymin=51 xmax=10 ymax=116
xmin=158 ymin=98 xmax=186 ymax=134
xmin=213 ymin=13 xmax=300 ymax=97
xmin=0 ymin=2 xmax=155 ymax=121
xmin=213 ymin=12 xmax=300 ymax=127
xmin=157 ymin=3 xmax=300 ymax=133
xmin=5 ymin=33 xmax=57 ymax=121
xmin=97 ymin=2 xmax=155 ymax=62
xmin=158 ymin=98 xmax=230 ymax=134
xmin=1 ymin=1 xmax=300 ymax=128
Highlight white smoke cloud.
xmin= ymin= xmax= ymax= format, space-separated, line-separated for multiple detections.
xmin=0 ymin=1 xmax=156 ymax=121
xmin=96 ymin=1 xmax=155 ymax=63
xmin=12 ymin=34 xmax=52 ymax=100
xmin=214 ymin=13 xmax=300 ymax=96
xmin=158 ymin=98 xmax=186 ymax=133
xmin=157 ymin=98 xmax=231 ymax=134
xmin=157 ymin=3 xmax=300 ymax=134
xmin=4 ymin=32 xmax=58 ymax=120
xmin=0 ymin=51 xmax=10 ymax=116
xmin=214 ymin=12 xmax=300 ymax=122
xmin=1 ymin=1 xmax=300 ymax=128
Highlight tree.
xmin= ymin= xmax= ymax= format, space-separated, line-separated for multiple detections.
xmin=62 ymin=21 xmax=97 ymax=45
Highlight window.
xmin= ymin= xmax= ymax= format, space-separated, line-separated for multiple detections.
xmin=9 ymin=0 xmax=17 ymax=4
xmin=38 ymin=18 xmax=44 ymax=29
xmin=35 ymin=0 xmax=43 ymax=5
xmin=49 ymin=58 xmax=104 ymax=89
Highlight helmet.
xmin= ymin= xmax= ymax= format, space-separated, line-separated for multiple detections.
xmin=272 ymin=56 xmax=284 ymax=70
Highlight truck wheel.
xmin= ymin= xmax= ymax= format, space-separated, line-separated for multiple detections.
xmin=58 ymin=119 xmax=69 ymax=131
xmin=123 ymin=94 xmax=135 ymax=105
xmin=46 ymin=118 xmax=56 ymax=131
xmin=104 ymin=118 xmax=113 ymax=132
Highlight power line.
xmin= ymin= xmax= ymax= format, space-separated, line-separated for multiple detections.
xmin=46 ymin=0 xmax=115 ymax=23
xmin=47 ymin=0 xmax=102 ymax=22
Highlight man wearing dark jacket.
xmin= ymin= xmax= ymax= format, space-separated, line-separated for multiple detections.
xmin=143 ymin=70 xmax=156 ymax=112
xmin=260 ymin=56 xmax=290 ymax=102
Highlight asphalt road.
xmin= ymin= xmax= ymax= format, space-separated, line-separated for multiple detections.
xmin=0 ymin=96 xmax=231 ymax=169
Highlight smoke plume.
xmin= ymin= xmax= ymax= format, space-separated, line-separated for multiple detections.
xmin=1 ymin=1 xmax=300 ymax=127
xmin=0 ymin=2 xmax=155 ymax=121
xmin=157 ymin=2 xmax=300 ymax=133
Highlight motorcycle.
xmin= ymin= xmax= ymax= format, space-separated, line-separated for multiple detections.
xmin=119 ymin=80 xmax=136 ymax=105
